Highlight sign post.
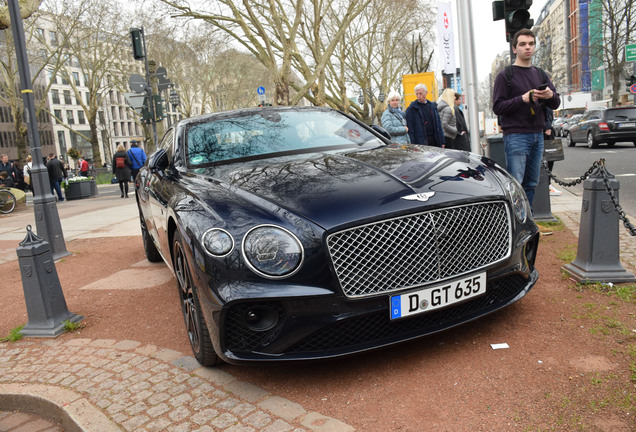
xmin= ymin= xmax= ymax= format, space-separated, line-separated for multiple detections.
xmin=257 ymin=86 xmax=266 ymax=104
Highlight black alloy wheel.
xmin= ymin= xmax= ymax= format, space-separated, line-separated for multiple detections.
xmin=568 ymin=133 xmax=576 ymax=147
xmin=172 ymin=230 xmax=220 ymax=366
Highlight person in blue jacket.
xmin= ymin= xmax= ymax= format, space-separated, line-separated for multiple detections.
xmin=380 ymin=91 xmax=410 ymax=144
xmin=127 ymin=140 xmax=147 ymax=183
xmin=405 ymin=84 xmax=445 ymax=147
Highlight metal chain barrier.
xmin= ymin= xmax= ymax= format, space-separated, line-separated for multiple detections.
xmin=542 ymin=158 xmax=636 ymax=236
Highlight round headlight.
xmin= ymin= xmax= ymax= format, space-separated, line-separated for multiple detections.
xmin=507 ymin=179 xmax=529 ymax=223
xmin=242 ymin=225 xmax=304 ymax=279
xmin=202 ymin=228 xmax=234 ymax=257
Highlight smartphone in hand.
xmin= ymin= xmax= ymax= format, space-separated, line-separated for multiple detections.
xmin=538 ymin=83 xmax=548 ymax=90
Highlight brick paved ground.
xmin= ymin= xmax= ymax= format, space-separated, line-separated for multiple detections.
xmin=0 ymin=339 xmax=354 ymax=432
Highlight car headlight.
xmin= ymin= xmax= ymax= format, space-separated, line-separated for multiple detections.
xmin=202 ymin=228 xmax=234 ymax=257
xmin=242 ymin=225 xmax=304 ymax=279
xmin=506 ymin=179 xmax=530 ymax=223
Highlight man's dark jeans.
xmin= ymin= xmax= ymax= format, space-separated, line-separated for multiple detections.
xmin=50 ymin=177 xmax=64 ymax=202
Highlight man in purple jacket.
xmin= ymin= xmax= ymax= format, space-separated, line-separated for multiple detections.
xmin=492 ymin=28 xmax=560 ymax=209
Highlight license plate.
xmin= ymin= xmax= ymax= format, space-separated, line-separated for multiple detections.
xmin=619 ymin=122 xmax=635 ymax=128
xmin=390 ymin=272 xmax=486 ymax=320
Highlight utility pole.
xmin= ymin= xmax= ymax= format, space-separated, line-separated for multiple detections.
xmin=7 ymin=0 xmax=69 ymax=260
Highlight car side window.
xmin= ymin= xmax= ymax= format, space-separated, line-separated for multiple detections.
xmin=159 ymin=129 xmax=175 ymax=163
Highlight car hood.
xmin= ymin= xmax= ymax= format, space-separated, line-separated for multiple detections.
xmin=194 ymin=144 xmax=506 ymax=230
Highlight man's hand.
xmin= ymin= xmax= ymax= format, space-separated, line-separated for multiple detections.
xmin=534 ymin=87 xmax=554 ymax=100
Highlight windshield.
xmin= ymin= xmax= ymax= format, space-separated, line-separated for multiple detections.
xmin=185 ymin=109 xmax=384 ymax=166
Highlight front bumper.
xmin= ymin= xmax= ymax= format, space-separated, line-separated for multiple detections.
xmin=213 ymin=232 xmax=540 ymax=364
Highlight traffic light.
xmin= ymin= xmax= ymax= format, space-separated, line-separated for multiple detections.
xmin=141 ymin=97 xmax=153 ymax=124
xmin=153 ymin=94 xmax=164 ymax=121
xmin=130 ymin=28 xmax=145 ymax=60
xmin=503 ymin=0 xmax=534 ymax=43
xmin=626 ymin=75 xmax=636 ymax=89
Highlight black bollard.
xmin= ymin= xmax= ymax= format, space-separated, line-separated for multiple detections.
xmin=562 ymin=172 xmax=636 ymax=283
xmin=16 ymin=225 xmax=83 ymax=337
xmin=533 ymin=165 xmax=557 ymax=222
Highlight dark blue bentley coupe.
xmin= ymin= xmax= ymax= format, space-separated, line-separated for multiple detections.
xmin=135 ymin=106 xmax=540 ymax=366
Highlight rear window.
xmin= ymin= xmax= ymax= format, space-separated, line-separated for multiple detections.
xmin=606 ymin=108 xmax=636 ymax=121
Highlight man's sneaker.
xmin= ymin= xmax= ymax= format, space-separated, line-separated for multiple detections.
xmin=537 ymin=224 xmax=553 ymax=236
xmin=549 ymin=185 xmax=563 ymax=196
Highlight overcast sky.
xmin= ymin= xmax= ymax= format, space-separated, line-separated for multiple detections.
xmin=461 ymin=0 xmax=546 ymax=81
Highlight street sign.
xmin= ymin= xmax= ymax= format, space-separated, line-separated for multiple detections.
xmin=630 ymin=83 xmax=636 ymax=94
xmin=627 ymin=44 xmax=636 ymax=62
xmin=123 ymin=92 xmax=146 ymax=113
xmin=257 ymin=86 xmax=265 ymax=95
xmin=128 ymin=74 xmax=146 ymax=93
xmin=155 ymin=67 xmax=167 ymax=78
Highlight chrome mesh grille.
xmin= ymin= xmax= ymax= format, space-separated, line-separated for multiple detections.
xmin=326 ymin=201 xmax=511 ymax=298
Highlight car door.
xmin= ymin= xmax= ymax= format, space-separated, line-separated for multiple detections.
xmin=583 ymin=110 xmax=603 ymax=140
xmin=146 ymin=128 xmax=176 ymax=255
xmin=569 ymin=113 xmax=586 ymax=142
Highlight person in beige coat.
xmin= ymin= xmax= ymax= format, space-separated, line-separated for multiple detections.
xmin=437 ymin=88 xmax=459 ymax=149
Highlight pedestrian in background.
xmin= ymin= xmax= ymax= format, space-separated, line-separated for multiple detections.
xmin=127 ymin=140 xmax=147 ymax=182
xmin=380 ymin=92 xmax=410 ymax=144
xmin=112 ymin=144 xmax=132 ymax=198
xmin=0 ymin=154 xmax=17 ymax=183
xmin=405 ymin=84 xmax=445 ymax=147
xmin=492 ymin=28 xmax=560 ymax=212
xmin=78 ymin=156 xmax=89 ymax=177
xmin=454 ymin=93 xmax=470 ymax=151
xmin=46 ymin=154 xmax=67 ymax=202
xmin=23 ymin=155 xmax=32 ymax=193
xmin=437 ymin=88 xmax=459 ymax=149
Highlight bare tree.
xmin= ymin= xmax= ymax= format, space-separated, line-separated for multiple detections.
xmin=0 ymin=8 xmax=63 ymax=159
xmin=41 ymin=0 xmax=133 ymax=167
xmin=0 ymin=0 xmax=43 ymax=29
xmin=590 ymin=0 xmax=636 ymax=106
xmin=157 ymin=0 xmax=373 ymax=108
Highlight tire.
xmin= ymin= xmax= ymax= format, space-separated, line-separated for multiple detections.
xmin=587 ymin=132 xmax=598 ymax=149
xmin=139 ymin=212 xmax=161 ymax=263
xmin=173 ymin=230 xmax=220 ymax=366
xmin=0 ymin=189 xmax=16 ymax=214
xmin=568 ymin=133 xmax=576 ymax=147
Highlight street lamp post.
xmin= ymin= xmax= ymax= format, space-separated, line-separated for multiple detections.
xmin=7 ymin=0 xmax=69 ymax=260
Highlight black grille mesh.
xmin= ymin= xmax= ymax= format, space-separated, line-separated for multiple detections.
xmin=327 ymin=202 xmax=511 ymax=298
xmin=286 ymin=274 xmax=527 ymax=354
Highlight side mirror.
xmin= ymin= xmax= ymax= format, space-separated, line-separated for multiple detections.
xmin=148 ymin=149 xmax=168 ymax=174
xmin=371 ymin=124 xmax=391 ymax=141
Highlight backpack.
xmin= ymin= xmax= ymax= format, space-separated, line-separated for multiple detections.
xmin=116 ymin=157 xmax=126 ymax=168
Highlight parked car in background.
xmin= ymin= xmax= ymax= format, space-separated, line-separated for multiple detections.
xmin=568 ymin=106 xmax=636 ymax=148
xmin=135 ymin=106 xmax=540 ymax=366
xmin=552 ymin=117 xmax=565 ymax=136
xmin=560 ymin=114 xmax=582 ymax=137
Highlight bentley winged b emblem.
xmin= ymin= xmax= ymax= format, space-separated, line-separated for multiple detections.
xmin=401 ymin=192 xmax=436 ymax=202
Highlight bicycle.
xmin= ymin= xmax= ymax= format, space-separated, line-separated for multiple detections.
xmin=0 ymin=188 xmax=17 ymax=214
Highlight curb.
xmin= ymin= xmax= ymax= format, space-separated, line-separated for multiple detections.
xmin=0 ymin=338 xmax=355 ymax=432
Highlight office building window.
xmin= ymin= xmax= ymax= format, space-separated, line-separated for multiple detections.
xmin=54 ymin=109 xmax=62 ymax=123
xmin=64 ymin=90 xmax=72 ymax=105
xmin=73 ymin=72 xmax=80 ymax=86
xmin=66 ymin=110 xmax=74 ymax=124
xmin=78 ymin=111 xmax=86 ymax=124
xmin=51 ymin=89 xmax=60 ymax=104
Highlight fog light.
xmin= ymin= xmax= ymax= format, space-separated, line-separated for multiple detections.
xmin=244 ymin=306 xmax=279 ymax=332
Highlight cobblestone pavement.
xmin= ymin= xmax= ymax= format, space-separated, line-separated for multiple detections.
xmin=0 ymin=339 xmax=353 ymax=432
